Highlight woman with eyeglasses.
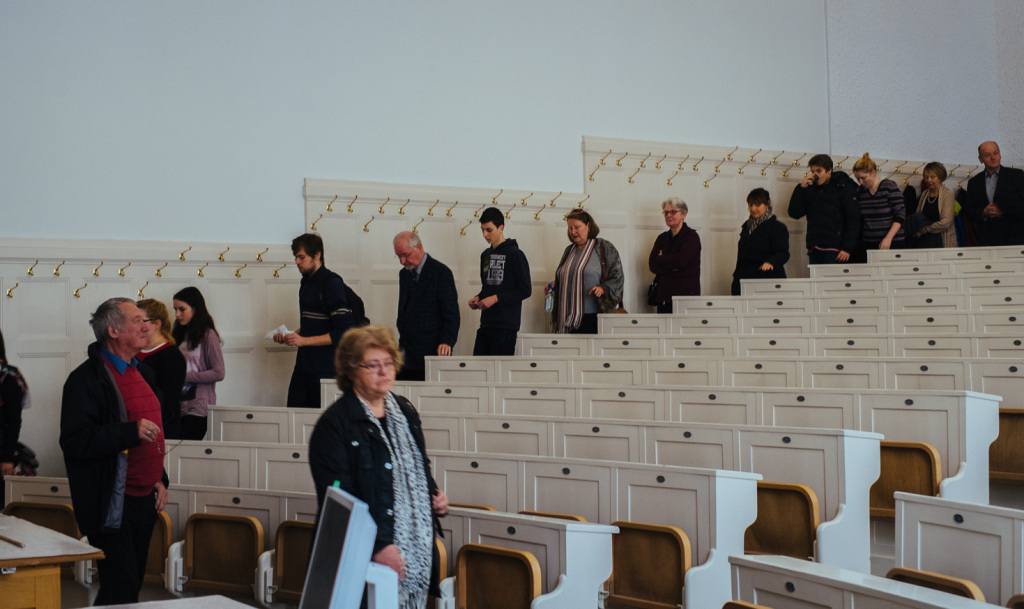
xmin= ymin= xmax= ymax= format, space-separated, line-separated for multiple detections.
xmin=308 ymin=325 xmax=449 ymax=609
xmin=171 ymin=287 xmax=224 ymax=441
xmin=648 ymin=197 xmax=702 ymax=312
xmin=551 ymin=208 xmax=625 ymax=333
xmin=731 ymin=188 xmax=790 ymax=295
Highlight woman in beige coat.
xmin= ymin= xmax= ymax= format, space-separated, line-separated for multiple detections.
xmin=914 ymin=162 xmax=958 ymax=248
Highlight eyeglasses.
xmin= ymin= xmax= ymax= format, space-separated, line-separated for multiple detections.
xmin=662 ymin=209 xmax=682 ymax=216
xmin=359 ymin=359 xmax=396 ymax=374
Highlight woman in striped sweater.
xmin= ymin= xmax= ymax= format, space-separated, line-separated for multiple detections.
xmin=851 ymin=153 xmax=905 ymax=262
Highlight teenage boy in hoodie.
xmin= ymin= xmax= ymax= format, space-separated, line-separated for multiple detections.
xmin=788 ymin=153 xmax=861 ymax=264
xmin=468 ymin=206 xmax=532 ymax=355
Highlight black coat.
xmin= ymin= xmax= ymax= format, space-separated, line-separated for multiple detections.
xmin=731 ymin=215 xmax=790 ymax=295
xmin=964 ymin=166 xmax=1024 ymax=246
xmin=788 ymin=170 xmax=860 ymax=253
xmin=396 ymin=255 xmax=460 ymax=372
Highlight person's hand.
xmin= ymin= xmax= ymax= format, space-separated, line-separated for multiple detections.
xmin=984 ymin=203 xmax=1003 ymax=218
xmin=437 ymin=344 xmax=452 ymax=357
xmin=273 ymin=332 xmax=287 ymax=344
xmin=836 ymin=250 xmax=850 ymax=262
xmin=478 ymin=295 xmax=498 ymax=310
xmin=589 ymin=286 xmax=605 ymax=298
xmin=800 ymin=173 xmax=815 ymax=188
xmin=280 ymin=332 xmax=306 ymax=347
xmin=154 ymin=481 xmax=168 ymax=511
xmin=0 ymin=462 xmax=15 ymax=477
xmin=432 ymin=489 xmax=450 ymax=516
xmin=919 ymin=226 xmax=930 ymax=234
xmin=879 ymin=236 xmax=893 ymax=250
xmin=137 ymin=418 xmax=161 ymax=443
xmin=467 ymin=296 xmax=480 ymax=310
xmin=373 ymin=544 xmax=405 ymax=580
xmin=759 ymin=262 xmax=774 ymax=271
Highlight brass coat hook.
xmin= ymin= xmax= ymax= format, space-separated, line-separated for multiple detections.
xmin=272 ymin=263 xmax=286 ymax=278
xmin=53 ymin=260 xmax=65 ymax=277
xmin=474 ymin=203 xmax=486 ymax=217
xmin=491 ymin=189 xmax=503 ymax=204
xmin=118 ymin=262 xmax=131 ymax=277
xmin=834 ymin=155 xmax=850 ymax=169
xmin=549 ymin=192 xmax=562 ymax=207
xmin=179 ymin=246 xmax=191 ymax=261
xmin=427 ymin=199 xmax=440 ymax=216
xmin=235 ymin=264 xmax=247 ymax=278
xmin=677 ymin=155 xmax=690 ymax=170
xmin=947 ymin=164 xmax=962 ymax=178
xmin=256 ymin=248 xmax=269 ymax=262
xmin=347 ymin=195 xmax=358 ymax=213
xmin=412 ymin=218 xmax=424 ymax=234
xmin=6 ymin=283 xmax=17 ymax=298
xmin=726 ymin=146 xmax=739 ymax=161
xmin=692 ymin=156 xmax=705 ymax=171
xmin=504 ymin=203 xmax=516 ymax=219
xmin=27 ymin=260 xmax=38 ymax=276
xmin=615 ymin=152 xmax=629 ymax=167
xmin=714 ymin=157 xmax=727 ymax=173
xmin=589 ymin=164 xmax=601 ymax=182
xmin=654 ymin=154 xmax=667 ymax=169
xmin=966 ymin=165 xmax=981 ymax=179
xmin=310 ymin=213 xmax=323 ymax=231
xmin=398 ymin=198 xmax=411 ymax=215
xmin=598 ymin=150 xmax=612 ymax=166
xmin=771 ymin=150 xmax=785 ymax=165
xmin=378 ymin=197 xmax=390 ymax=214
xmin=218 ymin=247 xmax=230 ymax=262
xmin=459 ymin=220 xmax=473 ymax=235
xmin=760 ymin=161 xmax=772 ymax=176
xmin=749 ymin=148 xmax=762 ymax=162
xmin=791 ymin=153 xmax=807 ymax=167
xmin=666 ymin=170 xmax=679 ymax=186
xmin=445 ymin=201 xmax=458 ymax=217
xmin=155 ymin=263 xmax=168 ymax=277
xmin=197 ymin=262 xmax=208 ymax=278
xmin=533 ymin=205 xmax=545 ymax=220
xmin=639 ymin=153 xmax=651 ymax=168
xmin=363 ymin=216 xmax=375 ymax=232
xmin=628 ymin=167 xmax=641 ymax=184
xmin=909 ymin=162 xmax=925 ymax=175
xmin=577 ymin=194 xmax=589 ymax=207
xmin=520 ymin=193 xmax=533 ymax=206
xmin=326 ymin=195 xmax=338 ymax=212
xmin=703 ymin=174 xmax=717 ymax=188
xmin=137 ymin=281 xmax=149 ymax=298
xmin=74 ymin=283 xmax=87 ymax=298
xmin=737 ymin=160 xmax=751 ymax=175
xmin=92 ymin=261 xmax=104 ymax=277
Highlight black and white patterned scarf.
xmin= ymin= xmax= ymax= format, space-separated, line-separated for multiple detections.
xmin=555 ymin=239 xmax=598 ymax=332
xmin=744 ymin=208 xmax=774 ymax=235
xmin=359 ymin=393 xmax=434 ymax=609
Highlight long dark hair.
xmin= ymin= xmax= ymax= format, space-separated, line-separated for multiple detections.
xmin=171 ymin=287 xmax=220 ymax=350
xmin=0 ymin=327 xmax=7 ymax=363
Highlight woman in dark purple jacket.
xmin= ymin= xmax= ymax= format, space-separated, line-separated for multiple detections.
xmin=649 ymin=197 xmax=702 ymax=313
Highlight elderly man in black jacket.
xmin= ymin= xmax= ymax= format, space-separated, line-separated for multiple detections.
xmin=60 ymin=297 xmax=168 ymax=605
xmin=393 ymin=231 xmax=460 ymax=381
xmin=964 ymin=141 xmax=1024 ymax=246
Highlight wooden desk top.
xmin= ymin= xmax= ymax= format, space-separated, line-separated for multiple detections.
xmin=0 ymin=514 xmax=104 ymax=569
xmin=97 ymin=596 xmax=255 ymax=609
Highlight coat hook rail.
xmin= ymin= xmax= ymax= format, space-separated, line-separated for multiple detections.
xmin=74 ymin=283 xmax=87 ymax=298
xmin=445 ymin=201 xmax=458 ymax=217
xmin=347 ymin=195 xmax=358 ymax=213
xmin=137 ymin=281 xmax=149 ymax=299
xmin=326 ymin=195 xmax=338 ymax=212
xmin=654 ymin=154 xmax=666 ymax=169
xmin=178 ymin=247 xmax=191 ymax=261
xmin=549 ymin=191 xmax=562 ymax=207
xmin=155 ymin=263 xmax=168 ymax=277
xmin=615 ymin=152 xmax=629 ymax=167
xmin=639 ymin=153 xmax=651 ymax=168
xmin=666 ymin=170 xmax=679 ymax=186
xmin=378 ymin=197 xmax=390 ymax=214
xmin=427 ymin=199 xmax=440 ymax=216
xmin=256 ymin=248 xmax=269 ymax=262
xmin=398 ymin=199 xmax=411 ymax=215
xmin=118 ymin=262 xmax=131 ymax=277
xmin=197 ymin=263 xmax=208 ymax=278
xmin=54 ymin=260 xmax=65 ymax=277
xmin=459 ymin=220 xmax=473 ymax=235
xmin=598 ymin=150 xmax=612 ymax=166
xmin=218 ymin=247 xmax=230 ymax=262
xmin=92 ymin=261 xmax=104 ymax=277
xmin=27 ymin=260 xmax=38 ymax=276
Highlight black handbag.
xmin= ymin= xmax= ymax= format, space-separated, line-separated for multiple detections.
xmin=647 ymin=278 xmax=659 ymax=307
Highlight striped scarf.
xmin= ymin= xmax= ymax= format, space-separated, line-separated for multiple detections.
xmin=555 ymin=239 xmax=598 ymax=333
xmin=359 ymin=393 xmax=433 ymax=609
xmin=744 ymin=209 xmax=774 ymax=235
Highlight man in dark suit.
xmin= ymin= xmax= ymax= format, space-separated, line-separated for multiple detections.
xmin=393 ymin=231 xmax=460 ymax=381
xmin=964 ymin=141 xmax=1024 ymax=246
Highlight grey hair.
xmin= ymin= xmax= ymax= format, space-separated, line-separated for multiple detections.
xmin=394 ymin=231 xmax=421 ymax=249
xmin=90 ymin=297 xmax=134 ymax=344
xmin=662 ymin=197 xmax=688 ymax=213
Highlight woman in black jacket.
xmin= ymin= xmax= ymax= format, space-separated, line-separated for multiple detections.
xmin=732 ymin=188 xmax=791 ymax=295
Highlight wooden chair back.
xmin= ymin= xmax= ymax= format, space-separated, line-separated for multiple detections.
xmin=744 ymin=481 xmax=819 ymax=560
xmin=144 ymin=511 xmax=172 ymax=584
xmin=870 ymin=441 xmax=941 ymax=518
xmin=885 ymin=566 xmax=985 ymax=602
xmin=990 ymin=408 xmax=1024 ymax=481
xmin=607 ymin=521 xmax=691 ymax=609
xmin=518 ymin=510 xmax=587 ymax=522
xmin=455 ymin=543 xmax=541 ymax=609
xmin=3 ymin=501 xmax=80 ymax=538
xmin=429 ymin=537 xmax=448 ymax=609
xmin=723 ymin=601 xmax=774 ymax=609
xmin=1007 ymin=592 xmax=1024 ymax=608
xmin=272 ymin=519 xmax=315 ymax=604
xmin=450 ymin=502 xmax=497 ymax=511
xmin=183 ymin=513 xmax=264 ymax=596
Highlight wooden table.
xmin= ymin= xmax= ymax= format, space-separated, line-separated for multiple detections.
xmin=0 ymin=514 xmax=104 ymax=609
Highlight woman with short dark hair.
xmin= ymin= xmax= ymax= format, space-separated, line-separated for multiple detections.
xmin=731 ymin=188 xmax=790 ymax=295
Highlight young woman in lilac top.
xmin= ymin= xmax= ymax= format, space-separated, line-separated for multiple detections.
xmin=851 ymin=153 xmax=905 ymax=262
xmin=171 ymin=287 xmax=225 ymax=441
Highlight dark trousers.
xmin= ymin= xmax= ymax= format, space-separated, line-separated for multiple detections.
xmin=568 ymin=313 xmax=599 ymax=334
xmin=473 ymin=328 xmax=518 ymax=356
xmin=656 ymin=302 xmax=673 ymax=314
xmin=287 ymin=367 xmax=324 ymax=408
xmin=88 ymin=493 xmax=158 ymax=606
xmin=807 ymin=249 xmax=840 ymax=265
xmin=396 ymin=367 xmax=426 ymax=382
xmin=180 ymin=415 xmax=208 ymax=440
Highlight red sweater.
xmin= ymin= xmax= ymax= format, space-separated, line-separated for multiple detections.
xmin=105 ymin=360 xmax=164 ymax=496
